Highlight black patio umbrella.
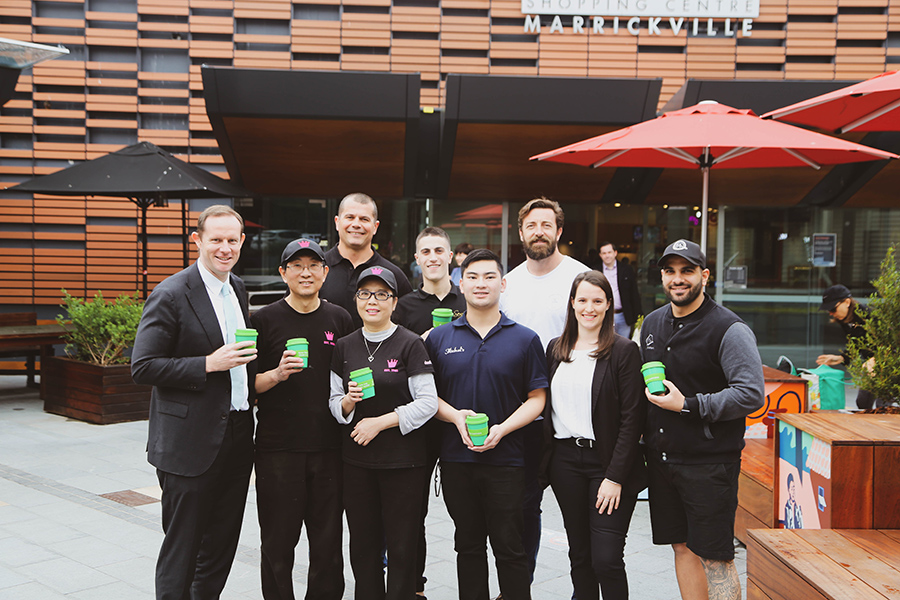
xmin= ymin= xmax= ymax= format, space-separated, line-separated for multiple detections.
xmin=3 ymin=142 xmax=250 ymax=298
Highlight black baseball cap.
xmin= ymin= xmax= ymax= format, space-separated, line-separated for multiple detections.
xmin=281 ymin=238 xmax=325 ymax=266
xmin=357 ymin=266 xmax=398 ymax=294
xmin=820 ymin=284 xmax=852 ymax=312
xmin=658 ymin=239 xmax=706 ymax=269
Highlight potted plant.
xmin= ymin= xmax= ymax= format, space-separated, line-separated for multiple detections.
xmin=41 ymin=290 xmax=152 ymax=424
xmin=846 ymin=246 xmax=900 ymax=413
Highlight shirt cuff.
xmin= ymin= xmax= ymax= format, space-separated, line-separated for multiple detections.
xmin=683 ymin=395 xmax=701 ymax=418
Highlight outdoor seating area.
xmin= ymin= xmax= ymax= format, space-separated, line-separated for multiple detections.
xmin=0 ymin=313 xmax=67 ymax=389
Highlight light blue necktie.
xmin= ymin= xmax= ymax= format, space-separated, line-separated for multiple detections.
xmin=221 ymin=282 xmax=245 ymax=411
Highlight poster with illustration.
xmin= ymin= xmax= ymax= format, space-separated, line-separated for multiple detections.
xmin=777 ymin=421 xmax=831 ymax=529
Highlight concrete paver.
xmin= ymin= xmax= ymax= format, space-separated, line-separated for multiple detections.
xmin=0 ymin=376 xmax=747 ymax=599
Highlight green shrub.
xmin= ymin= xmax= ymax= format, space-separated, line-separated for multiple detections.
xmin=846 ymin=246 xmax=900 ymax=405
xmin=57 ymin=290 xmax=144 ymax=366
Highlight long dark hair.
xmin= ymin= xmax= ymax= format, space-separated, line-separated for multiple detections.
xmin=550 ymin=271 xmax=616 ymax=363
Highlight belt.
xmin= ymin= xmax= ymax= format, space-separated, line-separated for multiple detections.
xmin=614 ymin=308 xmax=623 ymax=314
xmin=557 ymin=437 xmax=595 ymax=449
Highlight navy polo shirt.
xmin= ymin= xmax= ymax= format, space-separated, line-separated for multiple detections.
xmin=425 ymin=312 xmax=548 ymax=467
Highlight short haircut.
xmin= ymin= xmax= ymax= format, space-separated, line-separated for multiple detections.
xmin=454 ymin=242 xmax=474 ymax=255
xmin=461 ymin=248 xmax=503 ymax=275
xmin=416 ymin=226 xmax=451 ymax=249
xmin=197 ymin=205 xmax=243 ymax=234
xmin=338 ymin=192 xmax=378 ymax=221
xmin=787 ymin=473 xmax=794 ymax=487
xmin=517 ymin=196 xmax=564 ymax=231
xmin=599 ymin=241 xmax=617 ymax=252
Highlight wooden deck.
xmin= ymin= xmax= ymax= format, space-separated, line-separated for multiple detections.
xmin=737 ymin=437 xmax=775 ymax=545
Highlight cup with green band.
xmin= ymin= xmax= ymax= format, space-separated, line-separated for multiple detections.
xmin=465 ymin=413 xmax=489 ymax=446
xmin=432 ymin=308 xmax=454 ymax=328
xmin=285 ymin=337 xmax=308 ymax=369
xmin=641 ymin=361 xmax=667 ymax=395
xmin=234 ymin=328 xmax=258 ymax=356
xmin=349 ymin=367 xmax=375 ymax=399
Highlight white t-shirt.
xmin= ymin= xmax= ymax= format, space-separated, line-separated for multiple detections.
xmin=500 ymin=254 xmax=590 ymax=349
xmin=551 ymin=349 xmax=596 ymax=440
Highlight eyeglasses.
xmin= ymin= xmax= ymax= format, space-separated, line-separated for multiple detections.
xmin=356 ymin=290 xmax=394 ymax=301
xmin=285 ymin=263 xmax=324 ymax=273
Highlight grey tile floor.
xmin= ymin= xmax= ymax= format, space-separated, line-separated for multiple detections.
xmin=0 ymin=376 xmax=746 ymax=599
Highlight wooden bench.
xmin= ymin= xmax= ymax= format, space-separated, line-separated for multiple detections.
xmin=0 ymin=312 xmax=40 ymax=387
xmin=747 ymin=528 xmax=900 ymax=599
xmin=736 ymin=437 xmax=775 ymax=545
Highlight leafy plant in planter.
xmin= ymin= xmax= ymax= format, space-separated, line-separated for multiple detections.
xmin=846 ymin=246 xmax=900 ymax=409
xmin=57 ymin=289 xmax=144 ymax=365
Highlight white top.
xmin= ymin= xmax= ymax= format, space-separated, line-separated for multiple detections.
xmin=603 ymin=263 xmax=622 ymax=311
xmin=197 ymin=260 xmax=249 ymax=410
xmin=550 ymin=349 xmax=596 ymax=440
xmin=500 ymin=255 xmax=590 ymax=349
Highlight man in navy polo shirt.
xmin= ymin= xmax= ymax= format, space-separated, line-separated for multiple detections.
xmin=426 ymin=248 xmax=548 ymax=600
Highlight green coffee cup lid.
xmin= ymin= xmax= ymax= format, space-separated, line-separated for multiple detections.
xmin=349 ymin=367 xmax=373 ymax=378
xmin=286 ymin=338 xmax=308 ymax=346
xmin=432 ymin=308 xmax=454 ymax=317
xmin=641 ymin=361 xmax=665 ymax=371
xmin=235 ymin=328 xmax=257 ymax=336
xmin=465 ymin=413 xmax=489 ymax=424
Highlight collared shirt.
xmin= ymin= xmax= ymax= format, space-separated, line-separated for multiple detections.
xmin=425 ymin=312 xmax=548 ymax=467
xmin=320 ymin=244 xmax=414 ymax=328
xmin=197 ymin=261 xmax=249 ymax=410
xmin=604 ymin=262 xmax=623 ymax=311
xmin=394 ymin=283 xmax=467 ymax=335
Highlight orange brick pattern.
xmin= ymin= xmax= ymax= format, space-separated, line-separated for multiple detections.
xmin=0 ymin=0 xmax=897 ymax=306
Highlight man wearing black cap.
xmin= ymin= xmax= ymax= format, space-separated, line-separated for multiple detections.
xmin=639 ymin=239 xmax=764 ymax=600
xmin=251 ymin=238 xmax=354 ymax=600
xmin=817 ymin=284 xmax=876 ymax=409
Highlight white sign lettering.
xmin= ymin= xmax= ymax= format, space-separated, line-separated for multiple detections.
xmin=521 ymin=0 xmax=759 ymax=18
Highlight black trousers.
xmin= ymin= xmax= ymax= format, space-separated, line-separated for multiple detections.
xmin=255 ymin=449 xmax=344 ymax=600
xmin=549 ymin=441 xmax=638 ymax=600
xmin=415 ymin=424 xmax=441 ymax=594
xmin=155 ymin=410 xmax=254 ymax=600
xmin=343 ymin=462 xmax=427 ymax=600
xmin=440 ymin=461 xmax=531 ymax=600
xmin=522 ymin=419 xmax=544 ymax=580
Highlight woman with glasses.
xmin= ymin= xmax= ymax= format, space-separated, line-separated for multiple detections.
xmin=329 ymin=266 xmax=438 ymax=600
xmin=540 ymin=271 xmax=646 ymax=600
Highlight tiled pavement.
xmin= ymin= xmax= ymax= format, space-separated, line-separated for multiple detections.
xmin=0 ymin=376 xmax=747 ymax=599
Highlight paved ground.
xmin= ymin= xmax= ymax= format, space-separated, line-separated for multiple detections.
xmin=0 ymin=375 xmax=748 ymax=600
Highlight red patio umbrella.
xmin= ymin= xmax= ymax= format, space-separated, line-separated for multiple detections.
xmin=531 ymin=100 xmax=898 ymax=253
xmin=762 ymin=71 xmax=900 ymax=134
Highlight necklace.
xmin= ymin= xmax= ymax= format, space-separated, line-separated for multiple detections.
xmin=363 ymin=336 xmax=385 ymax=362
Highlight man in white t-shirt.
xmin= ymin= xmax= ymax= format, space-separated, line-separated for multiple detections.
xmin=499 ymin=196 xmax=589 ymax=587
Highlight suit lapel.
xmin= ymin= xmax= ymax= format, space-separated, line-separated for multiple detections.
xmin=231 ymin=274 xmax=250 ymax=320
xmin=591 ymin=351 xmax=611 ymax=414
xmin=185 ymin=264 xmax=225 ymax=348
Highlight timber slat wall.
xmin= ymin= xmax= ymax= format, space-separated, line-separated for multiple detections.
xmin=1 ymin=0 xmax=898 ymax=310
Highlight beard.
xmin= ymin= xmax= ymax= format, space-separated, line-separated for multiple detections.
xmin=523 ymin=235 xmax=557 ymax=261
xmin=664 ymin=279 xmax=703 ymax=307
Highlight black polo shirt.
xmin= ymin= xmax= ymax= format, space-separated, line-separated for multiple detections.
xmin=320 ymin=244 xmax=413 ymax=328
xmin=394 ymin=283 xmax=467 ymax=335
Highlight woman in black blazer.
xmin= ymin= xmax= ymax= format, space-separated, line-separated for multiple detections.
xmin=541 ymin=270 xmax=647 ymax=600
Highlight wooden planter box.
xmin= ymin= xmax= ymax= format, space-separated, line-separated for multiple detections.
xmin=40 ymin=355 xmax=151 ymax=425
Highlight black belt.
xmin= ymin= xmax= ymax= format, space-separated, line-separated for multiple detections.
xmin=557 ymin=437 xmax=595 ymax=449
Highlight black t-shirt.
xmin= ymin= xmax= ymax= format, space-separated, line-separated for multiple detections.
xmin=394 ymin=284 xmax=467 ymax=335
xmin=331 ymin=326 xmax=433 ymax=468
xmin=320 ymin=245 xmax=413 ymax=329
xmin=251 ymin=299 xmax=354 ymax=452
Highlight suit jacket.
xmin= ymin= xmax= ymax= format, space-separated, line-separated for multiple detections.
xmin=132 ymin=263 xmax=256 ymax=477
xmin=615 ymin=260 xmax=643 ymax=327
xmin=539 ymin=335 xmax=647 ymax=493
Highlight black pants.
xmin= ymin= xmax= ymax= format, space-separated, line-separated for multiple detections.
xmin=522 ymin=419 xmax=543 ymax=580
xmin=441 ymin=461 xmax=531 ymax=600
xmin=156 ymin=410 xmax=254 ymax=600
xmin=549 ymin=441 xmax=638 ymax=600
xmin=343 ymin=462 xmax=427 ymax=600
xmin=255 ymin=449 xmax=344 ymax=600
xmin=415 ymin=423 xmax=442 ymax=594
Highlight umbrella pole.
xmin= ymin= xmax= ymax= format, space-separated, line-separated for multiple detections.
xmin=700 ymin=166 xmax=709 ymax=255
xmin=181 ymin=198 xmax=188 ymax=269
xmin=140 ymin=200 xmax=149 ymax=300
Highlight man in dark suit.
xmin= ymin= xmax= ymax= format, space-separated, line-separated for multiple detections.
xmin=599 ymin=242 xmax=643 ymax=338
xmin=132 ymin=205 xmax=258 ymax=600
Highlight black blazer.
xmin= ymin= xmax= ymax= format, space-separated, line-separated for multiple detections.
xmin=616 ymin=260 xmax=643 ymax=327
xmin=132 ymin=263 xmax=256 ymax=477
xmin=539 ymin=334 xmax=647 ymax=493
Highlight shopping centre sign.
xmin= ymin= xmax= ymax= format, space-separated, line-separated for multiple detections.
xmin=521 ymin=0 xmax=758 ymax=36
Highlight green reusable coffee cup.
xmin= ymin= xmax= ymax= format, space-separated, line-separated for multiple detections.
xmin=234 ymin=328 xmax=258 ymax=356
xmin=641 ymin=361 xmax=667 ymax=395
xmin=465 ymin=413 xmax=489 ymax=447
xmin=285 ymin=337 xmax=309 ymax=369
xmin=349 ymin=366 xmax=376 ymax=400
xmin=432 ymin=308 xmax=454 ymax=328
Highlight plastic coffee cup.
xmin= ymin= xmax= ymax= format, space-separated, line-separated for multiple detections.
xmin=234 ymin=328 xmax=258 ymax=356
xmin=285 ymin=337 xmax=308 ymax=369
xmin=349 ymin=367 xmax=375 ymax=399
xmin=641 ymin=361 xmax=667 ymax=395
xmin=465 ymin=413 xmax=489 ymax=446
xmin=432 ymin=308 xmax=454 ymax=328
